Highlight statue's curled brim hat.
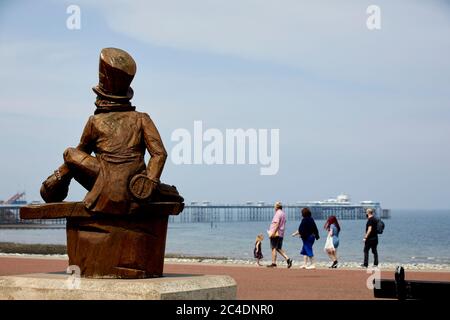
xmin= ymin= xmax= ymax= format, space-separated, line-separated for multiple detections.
xmin=92 ymin=47 xmax=137 ymax=101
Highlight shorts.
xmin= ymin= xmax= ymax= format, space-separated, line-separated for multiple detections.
xmin=270 ymin=236 xmax=283 ymax=250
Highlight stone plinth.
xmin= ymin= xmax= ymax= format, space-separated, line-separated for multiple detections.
xmin=0 ymin=273 xmax=237 ymax=300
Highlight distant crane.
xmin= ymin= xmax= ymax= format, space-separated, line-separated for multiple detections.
xmin=2 ymin=192 xmax=26 ymax=204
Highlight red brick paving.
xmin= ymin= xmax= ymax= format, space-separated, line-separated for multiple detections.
xmin=1 ymin=257 xmax=449 ymax=300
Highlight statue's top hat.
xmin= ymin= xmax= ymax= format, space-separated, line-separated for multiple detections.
xmin=92 ymin=48 xmax=137 ymax=101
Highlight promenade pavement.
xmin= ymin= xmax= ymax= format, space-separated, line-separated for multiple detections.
xmin=1 ymin=256 xmax=449 ymax=300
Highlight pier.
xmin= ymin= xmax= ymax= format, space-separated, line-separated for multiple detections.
xmin=169 ymin=204 xmax=391 ymax=223
xmin=0 ymin=204 xmax=65 ymax=228
xmin=0 ymin=193 xmax=390 ymax=226
xmin=0 ymin=193 xmax=65 ymax=228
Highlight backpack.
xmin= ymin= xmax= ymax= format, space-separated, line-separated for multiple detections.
xmin=376 ymin=218 xmax=385 ymax=234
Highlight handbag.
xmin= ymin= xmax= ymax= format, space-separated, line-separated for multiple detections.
xmin=324 ymin=235 xmax=334 ymax=252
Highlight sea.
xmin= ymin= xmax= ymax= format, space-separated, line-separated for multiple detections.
xmin=1 ymin=209 xmax=450 ymax=266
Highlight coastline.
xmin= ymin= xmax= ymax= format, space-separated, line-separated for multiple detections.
xmin=1 ymin=252 xmax=449 ymax=273
xmin=1 ymin=242 xmax=449 ymax=272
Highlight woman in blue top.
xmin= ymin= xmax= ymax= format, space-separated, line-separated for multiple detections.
xmin=324 ymin=215 xmax=341 ymax=268
xmin=292 ymin=208 xmax=320 ymax=269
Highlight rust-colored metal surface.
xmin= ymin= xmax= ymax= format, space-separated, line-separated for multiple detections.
xmin=20 ymin=47 xmax=184 ymax=278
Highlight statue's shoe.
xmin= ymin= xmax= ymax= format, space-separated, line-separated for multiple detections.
xmin=152 ymin=183 xmax=184 ymax=203
xmin=40 ymin=167 xmax=71 ymax=203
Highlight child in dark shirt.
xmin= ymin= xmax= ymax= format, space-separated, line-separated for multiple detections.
xmin=254 ymin=234 xmax=264 ymax=266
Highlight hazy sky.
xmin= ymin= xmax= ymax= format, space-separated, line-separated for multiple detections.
xmin=1 ymin=0 xmax=449 ymax=209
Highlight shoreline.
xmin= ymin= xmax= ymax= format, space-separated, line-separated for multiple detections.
xmin=1 ymin=242 xmax=449 ymax=272
xmin=1 ymin=252 xmax=449 ymax=273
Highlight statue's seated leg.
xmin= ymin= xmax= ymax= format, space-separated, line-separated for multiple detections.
xmin=40 ymin=148 xmax=100 ymax=203
xmin=63 ymin=147 xmax=100 ymax=191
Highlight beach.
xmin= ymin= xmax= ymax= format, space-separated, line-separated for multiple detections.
xmin=1 ymin=254 xmax=449 ymax=300
xmin=2 ymin=251 xmax=450 ymax=272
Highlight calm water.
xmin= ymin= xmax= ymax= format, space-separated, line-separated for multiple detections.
xmin=1 ymin=210 xmax=449 ymax=264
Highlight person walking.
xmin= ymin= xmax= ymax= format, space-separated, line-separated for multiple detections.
xmin=267 ymin=201 xmax=293 ymax=268
xmin=362 ymin=208 xmax=379 ymax=268
xmin=292 ymin=208 xmax=320 ymax=269
xmin=324 ymin=215 xmax=340 ymax=268
xmin=254 ymin=234 xmax=264 ymax=266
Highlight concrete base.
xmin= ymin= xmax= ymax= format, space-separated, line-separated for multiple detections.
xmin=0 ymin=273 xmax=236 ymax=300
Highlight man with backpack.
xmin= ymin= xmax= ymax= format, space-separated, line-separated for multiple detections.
xmin=362 ymin=208 xmax=379 ymax=267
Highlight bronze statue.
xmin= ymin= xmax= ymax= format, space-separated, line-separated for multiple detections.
xmin=20 ymin=48 xmax=184 ymax=278
xmin=40 ymin=47 xmax=183 ymax=213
